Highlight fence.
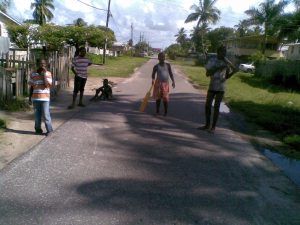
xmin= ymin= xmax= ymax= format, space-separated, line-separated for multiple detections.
xmin=0 ymin=47 xmax=72 ymax=101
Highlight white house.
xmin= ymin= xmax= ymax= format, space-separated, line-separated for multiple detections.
xmin=0 ymin=11 xmax=21 ymax=54
xmin=286 ymin=43 xmax=300 ymax=60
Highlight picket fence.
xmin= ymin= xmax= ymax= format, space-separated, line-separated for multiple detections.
xmin=0 ymin=47 xmax=72 ymax=101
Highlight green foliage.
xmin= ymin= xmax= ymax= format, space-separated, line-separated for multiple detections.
xmin=255 ymin=60 xmax=300 ymax=89
xmin=0 ymin=118 xmax=6 ymax=130
xmin=165 ymin=44 xmax=185 ymax=60
xmin=283 ymin=135 xmax=300 ymax=150
xmin=0 ymin=98 xmax=31 ymax=112
xmin=6 ymin=24 xmax=31 ymax=48
xmin=249 ymin=51 xmax=267 ymax=67
xmin=8 ymin=24 xmax=116 ymax=52
xmin=206 ymin=26 xmax=235 ymax=52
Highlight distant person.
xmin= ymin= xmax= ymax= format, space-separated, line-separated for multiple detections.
xmin=28 ymin=59 xmax=53 ymax=136
xmin=68 ymin=47 xmax=92 ymax=109
xmin=151 ymin=52 xmax=175 ymax=116
xmin=90 ymin=78 xmax=113 ymax=101
xmin=198 ymin=45 xmax=237 ymax=133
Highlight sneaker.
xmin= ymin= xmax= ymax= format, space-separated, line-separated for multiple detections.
xmin=208 ymin=127 xmax=215 ymax=134
xmin=35 ymin=128 xmax=43 ymax=135
xmin=46 ymin=132 xmax=53 ymax=137
xmin=197 ymin=125 xmax=209 ymax=130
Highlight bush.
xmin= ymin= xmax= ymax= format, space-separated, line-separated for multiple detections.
xmin=0 ymin=98 xmax=31 ymax=112
xmin=284 ymin=135 xmax=300 ymax=151
xmin=0 ymin=119 xmax=6 ymax=129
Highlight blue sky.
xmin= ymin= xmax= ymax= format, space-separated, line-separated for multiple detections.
xmin=8 ymin=0 xmax=294 ymax=49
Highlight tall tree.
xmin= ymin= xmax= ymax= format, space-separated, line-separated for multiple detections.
xmin=185 ymin=0 xmax=220 ymax=53
xmin=73 ymin=18 xmax=87 ymax=27
xmin=30 ymin=0 xmax=55 ymax=25
xmin=0 ymin=0 xmax=11 ymax=13
xmin=244 ymin=0 xmax=288 ymax=54
xmin=175 ymin=28 xmax=187 ymax=46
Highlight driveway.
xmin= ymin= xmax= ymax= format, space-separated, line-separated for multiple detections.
xmin=0 ymin=58 xmax=299 ymax=225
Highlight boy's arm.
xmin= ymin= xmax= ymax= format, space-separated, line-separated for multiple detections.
xmin=167 ymin=63 xmax=175 ymax=88
xmin=224 ymin=58 xmax=238 ymax=79
xmin=151 ymin=65 xmax=157 ymax=85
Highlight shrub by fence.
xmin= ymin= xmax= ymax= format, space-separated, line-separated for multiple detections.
xmin=256 ymin=60 xmax=300 ymax=89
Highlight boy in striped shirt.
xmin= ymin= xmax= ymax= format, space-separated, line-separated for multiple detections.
xmin=68 ymin=47 xmax=92 ymax=109
xmin=28 ymin=59 xmax=53 ymax=136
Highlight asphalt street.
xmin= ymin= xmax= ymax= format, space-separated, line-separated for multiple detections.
xmin=0 ymin=58 xmax=300 ymax=225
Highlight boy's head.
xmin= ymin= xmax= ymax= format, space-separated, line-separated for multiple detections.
xmin=103 ymin=78 xmax=109 ymax=86
xmin=78 ymin=47 xmax=86 ymax=57
xmin=217 ymin=45 xmax=226 ymax=60
xmin=158 ymin=52 xmax=165 ymax=63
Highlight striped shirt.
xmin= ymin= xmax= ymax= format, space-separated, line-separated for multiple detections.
xmin=72 ymin=57 xmax=92 ymax=79
xmin=29 ymin=70 xmax=52 ymax=101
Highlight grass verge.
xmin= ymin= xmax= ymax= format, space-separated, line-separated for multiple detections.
xmin=0 ymin=97 xmax=31 ymax=112
xmin=171 ymin=59 xmax=300 ymax=158
xmin=87 ymin=54 xmax=149 ymax=78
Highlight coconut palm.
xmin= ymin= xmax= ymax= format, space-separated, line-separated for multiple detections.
xmin=31 ymin=0 xmax=55 ymax=25
xmin=175 ymin=28 xmax=187 ymax=46
xmin=244 ymin=0 xmax=288 ymax=54
xmin=185 ymin=0 xmax=220 ymax=53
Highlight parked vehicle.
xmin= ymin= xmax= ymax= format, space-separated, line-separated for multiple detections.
xmin=239 ymin=63 xmax=255 ymax=73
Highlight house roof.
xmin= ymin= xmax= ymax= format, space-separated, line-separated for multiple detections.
xmin=0 ymin=10 xmax=21 ymax=25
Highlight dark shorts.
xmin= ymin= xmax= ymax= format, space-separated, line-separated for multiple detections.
xmin=73 ymin=76 xmax=87 ymax=93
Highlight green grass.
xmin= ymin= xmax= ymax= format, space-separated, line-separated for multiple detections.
xmin=172 ymin=59 xmax=300 ymax=155
xmin=0 ymin=118 xmax=6 ymax=130
xmin=0 ymin=97 xmax=31 ymax=112
xmin=87 ymin=55 xmax=149 ymax=78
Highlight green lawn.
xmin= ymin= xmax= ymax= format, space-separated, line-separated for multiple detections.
xmin=87 ymin=55 xmax=149 ymax=77
xmin=171 ymin=59 xmax=300 ymax=155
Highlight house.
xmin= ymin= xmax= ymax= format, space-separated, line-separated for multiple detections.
xmin=285 ymin=43 xmax=300 ymax=60
xmin=224 ymin=35 xmax=281 ymax=59
xmin=0 ymin=11 xmax=21 ymax=54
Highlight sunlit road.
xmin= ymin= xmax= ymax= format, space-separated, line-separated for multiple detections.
xmin=0 ymin=58 xmax=299 ymax=225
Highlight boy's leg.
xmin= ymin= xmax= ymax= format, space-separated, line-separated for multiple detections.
xmin=211 ymin=91 xmax=224 ymax=131
xmin=156 ymin=99 xmax=161 ymax=114
xmin=33 ymin=101 xmax=43 ymax=134
xmin=163 ymin=101 xmax=168 ymax=116
xmin=78 ymin=78 xmax=87 ymax=106
xmin=198 ymin=90 xmax=214 ymax=129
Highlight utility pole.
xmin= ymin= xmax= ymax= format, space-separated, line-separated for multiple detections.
xmin=103 ymin=0 xmax=111 ymax=64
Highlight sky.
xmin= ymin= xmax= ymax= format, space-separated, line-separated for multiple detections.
xmin=8 ymin=0 xmax=295 ymax=49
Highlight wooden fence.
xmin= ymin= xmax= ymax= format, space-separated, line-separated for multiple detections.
xmin=0 ymin=47 xmax=72 ymax=101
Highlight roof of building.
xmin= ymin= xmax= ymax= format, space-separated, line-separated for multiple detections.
xmin=0 ymin=10 xmax=21 ymax=25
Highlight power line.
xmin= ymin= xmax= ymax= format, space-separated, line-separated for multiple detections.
xmin=76 ymin=0 xmax=107 ymax=11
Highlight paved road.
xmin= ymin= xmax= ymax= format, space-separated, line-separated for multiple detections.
xmin=0 ymin=59 xmax=300 ymax=225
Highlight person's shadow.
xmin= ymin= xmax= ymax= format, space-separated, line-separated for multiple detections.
xmin=5 ymin=128 xmax=37 ymax=135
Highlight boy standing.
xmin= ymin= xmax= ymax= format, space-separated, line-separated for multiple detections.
xmin=68 ymin=47 xmax=92 ymax=109
xmin=28 ymin=59 xmax=53 ymax=136
xmin=199 ymin=45 xmax=237 ymax=133
xmin=152 ymin=52 xmax=175 ymax=116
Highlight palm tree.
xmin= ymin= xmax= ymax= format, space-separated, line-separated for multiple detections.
xmin=31 ymin=0 xmax=55 ymax=25
xmin=185 ymin=0 xmax=220 ymax=53
xmin=244 ymin=0 xmax=288 ymax=54
xmin=174 ymin=28 xmax=187 ymax=46
xmin=234 ymin=20 xmax=248 ymax=37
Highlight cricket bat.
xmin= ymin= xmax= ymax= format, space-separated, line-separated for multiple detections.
xmin=139 ymin=82 xmax=155 ymax=112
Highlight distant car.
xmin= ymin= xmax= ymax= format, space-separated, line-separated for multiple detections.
xmin=239 ymin=63 xmax=255 ymax=73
